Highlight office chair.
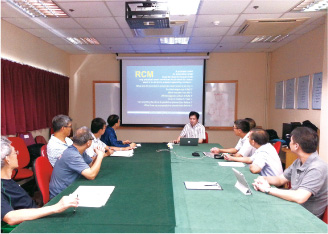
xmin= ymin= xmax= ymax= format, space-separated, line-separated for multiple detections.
xmin=322 ymin=206 xmax=328 ymax=224
xmin=8 ymin=137 xmax=34 ymax=180
xmin=203 ymin=132 xmax=209 ymax=143
xmin=273 ymin=141 xmax=281 ymax=154
xmin=33 ymin=156 xmax=53 ymax=205
xmin=40 ymin=144 xmax=48 ymax=158
xmin=35 ymin=135 xmax=47 ymax=145
xmin=17 ymin=132 xmax=35 ymax=147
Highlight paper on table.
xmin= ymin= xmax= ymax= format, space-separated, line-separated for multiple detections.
xmin=70 ymin=186 xmax=115 ymax=207
xmin=111 ymin=149 xmax=134 ymax=157
xmin=136 ymin=143 xmax=141 ymax=147
xmin=218 ymin=162 xmax=245 ymax=167
xmin=184 ymin=181 xmax=222 ymax=190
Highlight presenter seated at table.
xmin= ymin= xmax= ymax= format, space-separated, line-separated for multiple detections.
xmin=47 ymin=114 xmax=73 ymax=167
xmin=224 ymin=128 xmax=283 ymax=176
xmin=101 ymin=114 xmax=136 ymax=148
xmin=49 ymin=126 xmax=108 ymax=199
xmin=1 ymin=136 xmax=78 ymax=226
xmin=211 ymin=119 xmax=256 ymax=157
xmin=85 ymin=118 xmax=132 ymax=158
xmin=252 ymin=127 xmax=327 ymax=218
xmin=173 ymin=111 xmax=205 ymax=144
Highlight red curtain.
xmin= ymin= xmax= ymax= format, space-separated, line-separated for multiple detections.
xmin=1 ymin=59 xmax=69 ymax=135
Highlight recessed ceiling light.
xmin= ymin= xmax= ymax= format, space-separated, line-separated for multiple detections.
xmin=7 ymin=0 xmax=68 ymax=18
xmin=212 ymin=21 xmax=220 ymax=26
xmin=66 ymin=38 xmax=100 ymax=45
xmin=160 ymin=37 xmax=190 ymax=44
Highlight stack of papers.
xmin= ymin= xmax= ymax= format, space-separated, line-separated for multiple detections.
xmin=111 ymin=149 xmax=134 ymax=157
xmin=70 ymin=186 xmax=115 ymax=207
xmin=218 ymin=162 xmax=245 ymax=167
xmin=184 ymin=181 xmax=222 ymax=190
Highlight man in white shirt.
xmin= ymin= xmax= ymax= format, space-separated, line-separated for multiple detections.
xmin=47 ymin=115 xmax=73 ymax=167
xmin=224 ymin=128 xmax=283 ymax=176
xmin=85 ymin=118 xmax=132 ymax=158
xmin=211 ymin=119 xmax=255 ymax=157
xmin=173 ymin=111 xmax=205 ymax=144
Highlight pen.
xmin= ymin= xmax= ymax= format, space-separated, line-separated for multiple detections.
xmin=74 ymin=194 xmax=78 ymax=213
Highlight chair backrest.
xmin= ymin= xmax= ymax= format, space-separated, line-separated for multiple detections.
xmin=33 ymin=156 xmax=53 ymax=205
xmin=8 ymin=137 xmax=30 ymax=168
xmin=203 ymin=132 xmax=209 ymax=143
xmin=322 ymin=206 xmax=328 ymax=224
xmin=40 ymin=144 xmax=48 ymax=157
xmin=17 ymin=132 xmax=35 ymax=146
xmin=273 ymin=141 xmax=281 ymax=154
xmin=35 ymin=135 xmax=47 ymax=145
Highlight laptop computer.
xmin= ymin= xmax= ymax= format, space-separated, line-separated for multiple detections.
xmin=232 ymin=168 xmax=252 ymax=195
xmin=180 ymin=138 xmax=198 ymax=146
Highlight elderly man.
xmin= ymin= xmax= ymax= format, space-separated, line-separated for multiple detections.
xmin=224 ymin=128 xmax=283 ymax=176
xmin=49 ymin=126 xmax=108 ymax=199
xmin=252 ymin=127 xmax=327 ymax=218
xmin=211 ymin=119 xmax=256 ymax=157
xmin=1 ymin=136 xmax=78 ymax=226
xmin=173 ymin=111 xmax=205 ymax=144
xmin=47 ymin=114 xmax=73 ymax=167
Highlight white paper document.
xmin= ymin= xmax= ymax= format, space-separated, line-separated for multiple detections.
xmin=184 ymin=181 xmax=222 ymax=190
xmin=111 ymin=149 xmax=134 ymax=157
xmin=218 ymin=162 xmax=245 ymax=167
xmin=70 ymin=186 xmax=115 ymax=207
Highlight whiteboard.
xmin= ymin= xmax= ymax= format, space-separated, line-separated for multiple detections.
xmin=93 ymin=82 xmax=120 ymax=121
xmin=204 ymin=81 xmax=237 ymax=127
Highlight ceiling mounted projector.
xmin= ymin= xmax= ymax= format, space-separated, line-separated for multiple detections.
xmin=125 ymin=1 xmax=170 ymax=29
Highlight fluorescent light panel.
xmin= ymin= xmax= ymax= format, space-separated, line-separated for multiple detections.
xmin=160 ymin=37 xmax=190 ymax=44
xmin=7 ymin=0 xmax=68 ymax=17
xmin=251 ymin=35 xmax=289 ymax=43
xmin=292 ymin=0 xmax=328 ymax=12
xmin=66 ymin=37 xmax=100 ymax=45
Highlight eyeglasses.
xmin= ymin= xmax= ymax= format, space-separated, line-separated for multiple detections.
xmin=65 ymin=125 xmax=72 ymax=128
xmin=233 ymin=126 xmax=239 ymax=130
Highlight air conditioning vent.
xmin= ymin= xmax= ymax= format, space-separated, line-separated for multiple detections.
xmin=235 ymin=18 xmax=309 ymax=36
xmin=133 ymin=20 xmax=188 ymax=37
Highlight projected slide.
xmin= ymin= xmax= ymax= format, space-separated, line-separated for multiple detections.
xmin=121 ymin=59 xmax=204 ymax=126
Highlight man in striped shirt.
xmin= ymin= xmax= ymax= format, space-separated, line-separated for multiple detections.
xmin=173 ymin=111 xmax=205 ymax=144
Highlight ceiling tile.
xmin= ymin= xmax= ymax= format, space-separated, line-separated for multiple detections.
xmin=221 ymin=35 xmax=254 ymax=43
xmin=132 ymin=45 xmax=161 ymax=51
xmin=75 ymin=17 xmax=119 ymax=29
xmin=243 ymin=0 xmax=302 ymax=14
xmin=188 ymin=44 xmax=217 ymax=50
xmin=35 ymin=18 xmax=83 ymax=29
xmin=1 ymin=2 xmax=27 ymax=17
xmin=189 ymin=36 xmax=223 ymax=44
xmin=87 ymin=28 xmax=125 ymax=37
xmin=195 ymin=15 xmax=239 ymax=27
xmin=199 ymin=0 xmax=251 ymax=15
xmin=41 ymin=37 xmax=71 ymax=45
xmin=56 ymin=1 xmax=112 ymax=17
xmin=24 ymin=28 xmax=59 ymax=38
xmin=96 ymin=37 xmax=129 ymax=45
xmin=127 ymin=37 xmax=159 ymax=45
xmin=105 ymin=1 xmax=125 ymax=17
xmin=55 ymin=28 xmax=92 ymax=38
xmin=193 ymin=27 xmax=230 ymax=37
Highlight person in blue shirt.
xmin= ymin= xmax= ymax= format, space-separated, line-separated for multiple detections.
xmin=101 ymin=115 xmax=136 ymax=149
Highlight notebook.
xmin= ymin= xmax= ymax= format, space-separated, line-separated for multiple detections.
xmin=232 ymin=168 xmax=252 ymax=195
xmin=180 ymin=138 xmax=198 ymax=146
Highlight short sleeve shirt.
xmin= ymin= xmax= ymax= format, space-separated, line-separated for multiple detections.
xmin=1 ymin=179 xmax=37 ymax=221
xmin=235 ymin=132 xmax=256 ymax=157
xmin=85 ymin=133 xmax=107 ymax=158
xmin=250 ymin=143 xmax=283 ymax=176
xmin=180 ymin=123 xmax=206 ymax=139
xmin=283 ymin=152 xmax=328 ymax=217
xmin=47 ymin=135 xmax=73 ymax=167
xmin=49 ymin=145 xmax=93 ymax=199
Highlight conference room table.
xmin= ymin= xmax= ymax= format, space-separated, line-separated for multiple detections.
xmin=12 ymin=143 xmax=327 ymax=233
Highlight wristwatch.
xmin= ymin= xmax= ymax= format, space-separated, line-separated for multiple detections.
xmin=264 ymin=187 xmax=271 ymax=194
